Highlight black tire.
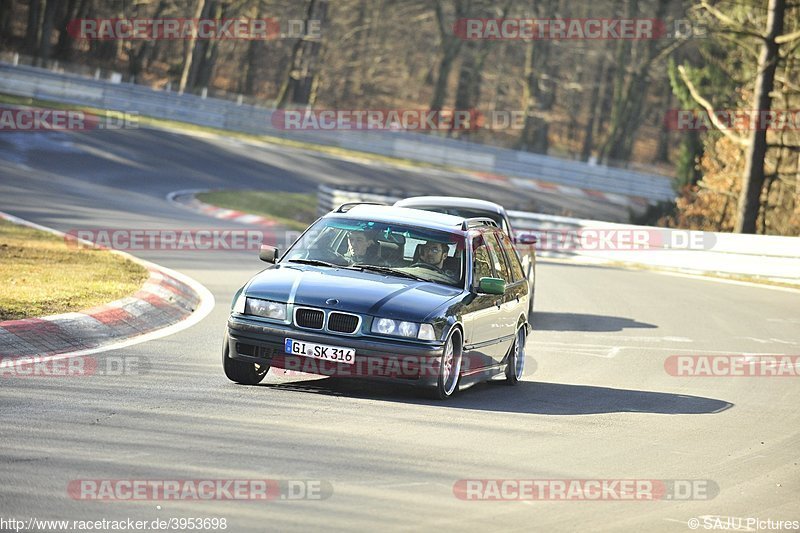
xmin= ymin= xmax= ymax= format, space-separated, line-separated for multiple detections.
xmin=222 ymin=334 xmax=269 ymax=385
xmin=504 ymin=327 xmax=526 ymax=385
xmin=427 ymin=329 xmax=463 ymax=400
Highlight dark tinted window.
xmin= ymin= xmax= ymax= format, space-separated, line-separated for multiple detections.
xmin=484 ymin=233 xmax=511 ymax=282
xmin=472 ymin=236 xmax=494 ymax=283
xmin=495 ymin=232 xmax=525 ymax=282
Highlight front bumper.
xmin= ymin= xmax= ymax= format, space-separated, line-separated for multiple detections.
xmin=227 ymin=315 xmax=445 ymax=387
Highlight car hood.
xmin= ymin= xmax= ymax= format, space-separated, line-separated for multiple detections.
xmin=245 ymin=264 xmax=463 ymax=321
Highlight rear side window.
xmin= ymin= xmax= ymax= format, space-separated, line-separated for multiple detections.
xmin=495 ymin=232 xmax=525 ymax=282
xmin=484 ymin=233 xmax=512 ymax=283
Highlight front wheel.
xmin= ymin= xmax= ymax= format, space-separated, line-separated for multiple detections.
xmin=223 ymin=334 xmax=269 ymax=385
xmin=428 ymin=330 xmax=462 ymax=400
xmin=504 ymin=327 xmax=526 ymax=385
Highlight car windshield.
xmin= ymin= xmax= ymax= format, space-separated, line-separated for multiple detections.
xmin=283 ymin=217 xmax=465 ymax=288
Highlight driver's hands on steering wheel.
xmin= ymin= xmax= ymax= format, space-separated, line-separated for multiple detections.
xmin=410 ymin=262 xmax=444 ymax=273
xmin=308 ymin=247 xmax=347 ymax=265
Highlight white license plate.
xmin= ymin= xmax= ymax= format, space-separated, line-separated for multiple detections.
xmin=284 ymin=338 xmax=355 ymax=364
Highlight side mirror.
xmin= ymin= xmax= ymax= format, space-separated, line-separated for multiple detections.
xmin=516 ymin=233 xmax=538 ymax=245
xmin=259 ymin=245 xmax=279 ymax=263
xmin=477 ymin=277 xmax=505 ymax=295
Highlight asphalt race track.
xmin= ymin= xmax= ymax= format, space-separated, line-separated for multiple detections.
xmin=1 ymin=127 xmax=799 ymax=532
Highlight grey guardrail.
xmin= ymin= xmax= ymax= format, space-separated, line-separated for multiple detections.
xmin=0 ymin=62 xmax=675 ymax=203
xmin=317 ymin=185 xmax=800 ymax=286
xmin=317 ymin=184 xmax=405 ymax=216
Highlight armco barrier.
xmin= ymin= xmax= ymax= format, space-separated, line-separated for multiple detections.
xmin=317 ymin=186 xmax=800 ymax=286
xmin=0 ymin=62 xmax=675 ymax=204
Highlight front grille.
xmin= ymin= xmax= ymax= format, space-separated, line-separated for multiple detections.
xmin=295 ymin=308 xmax=324 ymax=329
xmin=328 ymin=312 xmax=360 ymax=334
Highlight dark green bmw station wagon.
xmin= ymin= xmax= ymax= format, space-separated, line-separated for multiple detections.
xmin=223 ymin=204 xmax=531 ymax=399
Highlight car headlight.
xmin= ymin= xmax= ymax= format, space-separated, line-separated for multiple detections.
xmin=371 ymin=318 xmax=435 ymax=340
xmin=244 ymin=298 xmax=287 ymax=320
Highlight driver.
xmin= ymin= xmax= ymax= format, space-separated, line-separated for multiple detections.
xmin=346 ymin=230 xmax=380 ymax=264
xmin=418 ymin=241 xmax=447 ymax=270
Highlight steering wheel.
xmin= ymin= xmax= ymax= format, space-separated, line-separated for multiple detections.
xmin=410 ymin=262 xmax=444 ymax=273
xmin=309 ymin=248 xmax=347 ymax=265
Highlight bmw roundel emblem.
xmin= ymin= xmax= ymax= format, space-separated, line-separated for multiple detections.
xmin=326 ymin=298 xmax=339 ymax=305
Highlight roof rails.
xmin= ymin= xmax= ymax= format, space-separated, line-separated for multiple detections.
xmin=461 ymin=217 xmax=498 ymax=230
xmin=334 ymin=201 xmax=387 ymax=213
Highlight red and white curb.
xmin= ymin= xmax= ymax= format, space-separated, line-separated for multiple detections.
xmin=167 ymin=189 xmax=279 ymax=227
xmin=468 ymin=172 xmax=650 ymax=209
xmin=0 ymin=211 xmax=214 ymax=362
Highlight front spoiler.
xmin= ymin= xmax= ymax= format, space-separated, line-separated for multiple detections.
xmin=227 ymin=315 xmax=446 ymax=387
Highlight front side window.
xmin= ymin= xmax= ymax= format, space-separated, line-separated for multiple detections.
xmin=484 ymin=232 xmax=512 ymax=283
xmin=495 ymin=232 xmax=525 ymax=282
xmin=472 ymin=236 xmax=494 ymax=285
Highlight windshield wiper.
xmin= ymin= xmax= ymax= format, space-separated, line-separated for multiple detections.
xmin=352 ymin=264 xmax=428 ymax=282
xmin=286 ymin=259 xmax=340 ymax=268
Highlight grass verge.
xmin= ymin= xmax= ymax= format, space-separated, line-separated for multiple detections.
xmin=0 ymin=219 xmax=149 ymax=321
xmin=195 ymin=190 xmax=318 ymax=231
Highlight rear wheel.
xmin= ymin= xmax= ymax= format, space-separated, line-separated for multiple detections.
xmin=504 ymin=327 xmax=526 ymax=385
xmin=428 ymin=330 xmax=462 ymax=400
xmin=223 ymin=334 xmax=269 ymax=385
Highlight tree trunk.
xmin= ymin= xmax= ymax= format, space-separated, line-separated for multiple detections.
xmin=37 ymin=0 xmax=59 ymax=63
xmin=25 ymin=0 xmax=44 ymax=53
xmin=0 ymin=0 xmax=16 ymax=44
xmin=187 ymin=0 xmax=217 ymax=90
xmin=128 ymin=0 xmax=169 ymax=78
xmin=242 ymin=26 xmax=262 ymax=95
xmin=580 ymin=56 xmax=608 ymax=161
xmin=517 ymin=0 xmax=556 ymax=154
xmin=341 ymin=0 xmax=368 ymax=99
xmin=54 ymin=0 xmax=80 ymax=60
xmin=655 ymin=81 xmax=672 ymax=163
xmin=429 ymin=0 xmax=467 ymax=112
xmin=178 ymin=0 xmax=207 ymax=94
xmin=734 ymin=0 xmax=785 ymax=233
xmin=275 ymin=0 xmax=328 ymax=108
xmin=598 ymin=0 xmax=670 ymax=163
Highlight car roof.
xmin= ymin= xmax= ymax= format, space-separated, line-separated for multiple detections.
xmin=326 ymin=204 xmax=491 ymax=234
xmin=394 ymin=196 xmax=507 ymax=215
